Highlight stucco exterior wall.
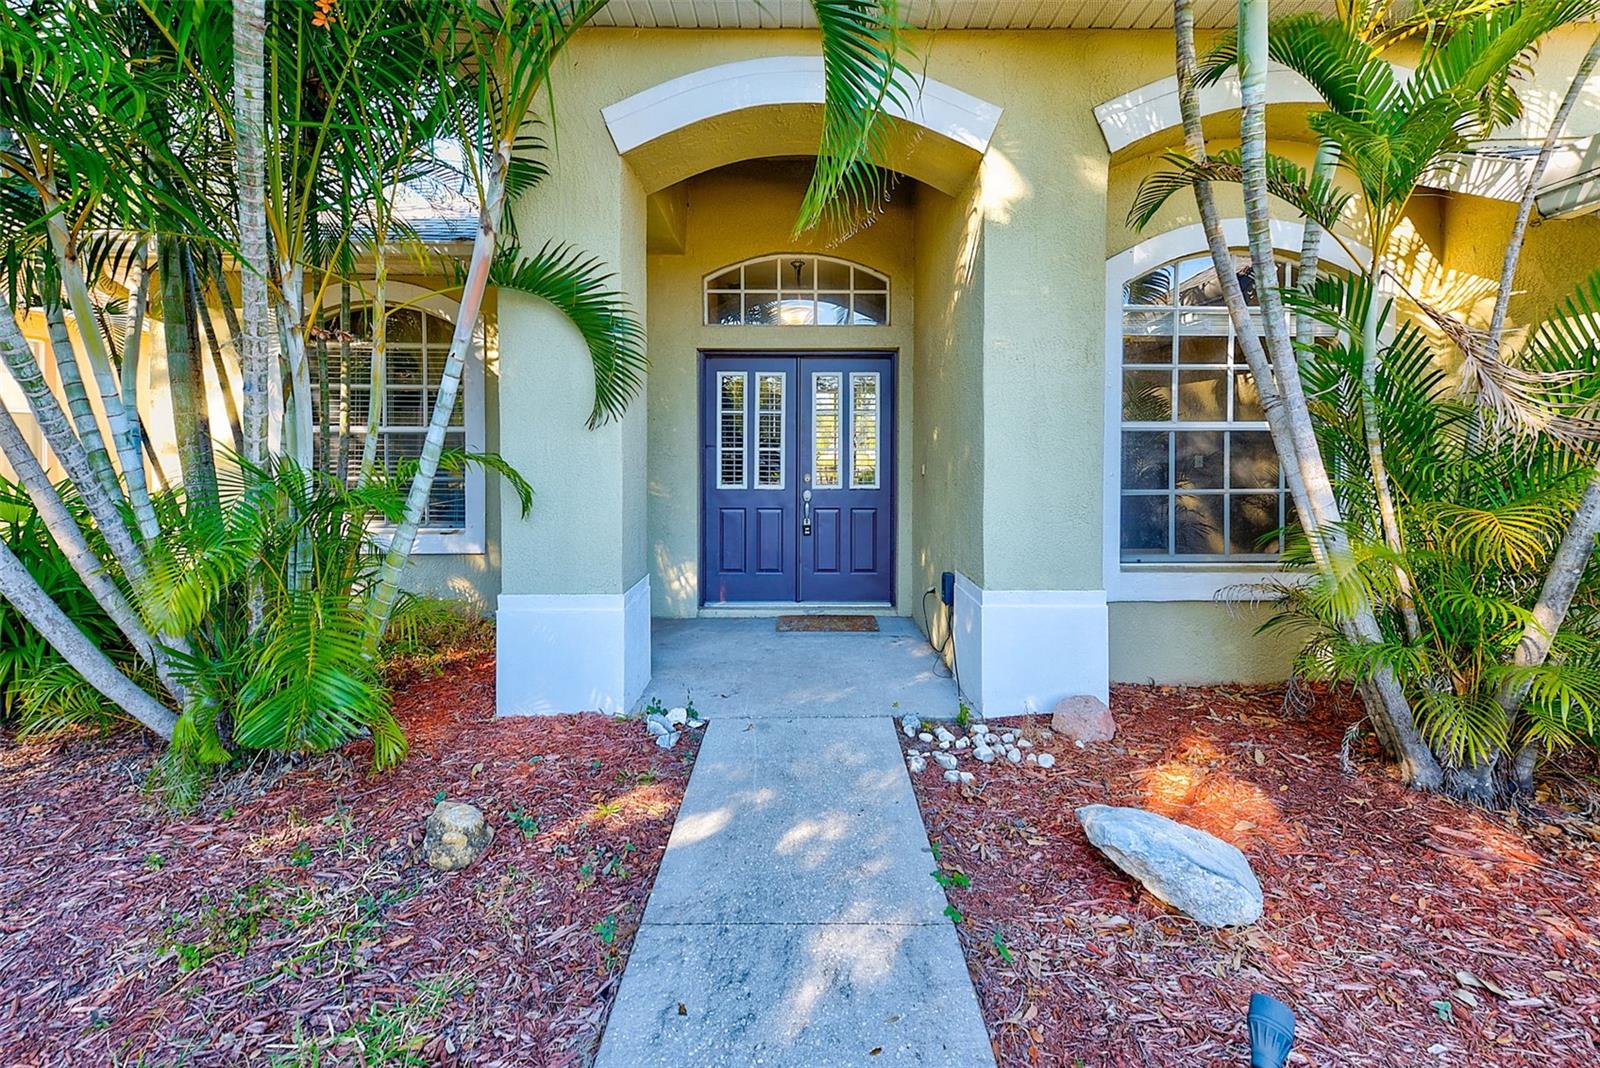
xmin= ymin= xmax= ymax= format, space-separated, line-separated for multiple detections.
xmin=643 ymin=161 xmax=919 ymax=617
xmin=912 ymin=173 xmax=986 ymax=634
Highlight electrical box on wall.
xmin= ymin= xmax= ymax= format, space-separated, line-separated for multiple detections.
xmin=940 ymin=571 xmax=955 ymax=607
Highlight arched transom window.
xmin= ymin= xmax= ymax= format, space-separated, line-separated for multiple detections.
xmin=1118 ymin=251 xmax=1332 ymax=564
xmin=705 ymin=255 xmax=889 ymax=326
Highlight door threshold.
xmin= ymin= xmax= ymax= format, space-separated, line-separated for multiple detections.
xmin=698 ymin=602 xmax=895 ymax=619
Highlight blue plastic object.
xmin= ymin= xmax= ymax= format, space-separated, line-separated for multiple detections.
xmin=1248 ymin=993 xmax=1295 ymax=1068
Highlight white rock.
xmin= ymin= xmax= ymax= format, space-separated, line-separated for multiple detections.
xmin=955 ymin=738 xmax=969 ymax=750
xmin=1002 ymin=732 xmax=1016 ymax=744
xmin=943 ymin=770 xmax=961 ymax=782
xmin=984 ymin=733 xmax=1000 ymax=745
xmin=1027 ymin=753 xmax=1038 ymax=764
xmin=687 ymin=718 xmax=706 ymax=730
xmin=645 ymin=715 xmax=671 ymax=737
xmin=1006 ymin=748 xmax=1023 ymax=764
xmin=934 ymin=727 xmax=956 ymax=743
xmin=901 ymin=713 xmax=921 ymax=737
xmin=933 ymin=751 xmax=959 ymax=771
xmin=656 ymin=730 xmax=681 ymax=750
xmin=1037 ymin=753 xmax=1056 ymax=769
xmin=939 ymin=740 xmax=951 ymax=750
xmin=974 ymin=747 xmax=995 ymax=763
xmin=1076 ymin=805 xmax=1263 ymax=927
xmin=918 ymin=732 xmax=934 ymax=743
xmin=1017 ymin=738 xmax=1033 ymax=749
xmin=908 ymin=756 xmax=927 ymax=773
xmin=666 ymin=707 xmax=689 ymax=726
xmin=959 ymin=771 xmax=975 ymax=784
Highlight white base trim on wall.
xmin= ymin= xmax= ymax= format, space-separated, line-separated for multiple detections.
xmin=496 ymin=575 xmax=652 ymax=716
xmin=951 ymin=573 xmax=1109 ymax=717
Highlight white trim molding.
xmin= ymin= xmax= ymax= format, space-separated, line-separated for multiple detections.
xmin=1093 ymin=62 xmax=1411 ymax=155
xmin=602 ymin=55 xmax=1002 ymax=156
xmin=952 ymin=573 xmax=1109 ymax=716
xmin=1103 ymin=220 xmax=1367 ymax=602
xmin=496 ymin=575 xmax=652 ymax=716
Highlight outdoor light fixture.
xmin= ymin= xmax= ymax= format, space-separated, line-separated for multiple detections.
xmin=1248 ymin=993 xmax=1295 ymax=1068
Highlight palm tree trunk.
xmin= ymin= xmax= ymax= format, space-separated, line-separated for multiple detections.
xmin=359 ymin=250 xmax=388 ymax=478
xmin=119 ymin=244 xmax=161 ymax=539
xmin=41 ymin=291 xmax=122 ymax=502
xmin=336 ymin=277 xmax=352 ymax=482
xmin=1295 ymin=140 xmax=1339 ymax=347
xmin=189 ymin=252 xmax=245 ymax=456
xmin=0 ymin=404 xmax=188 ymax=705
xmin=159 ymin=237 xmax=218 ymax=508
xmin=1361 ymin=278 xmax=1421 ymax=642
xmin=1232 ymin=0 xmax=1442 ymax=788
xmin=278 ymin=261 xmax=314 ymax=467
xmin=42 ymin=210 xmax=154 ymax=535
xmin=1 ymin=307 xmax=150 ymax=586
xmin=0 ymin=535 xmax=176 ymax=739
xmin=233 ymin=0 xmax=272 ymax=468
xmin=1488 ymin=29 xmax=1600 ymax=354
xmin=365 ymin=149 xmax=505 ymax=646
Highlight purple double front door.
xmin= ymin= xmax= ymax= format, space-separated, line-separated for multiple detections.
xmin=702 ymin=353 xmax=895 ymax=605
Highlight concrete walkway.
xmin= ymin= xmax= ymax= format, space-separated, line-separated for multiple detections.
xmin=594 ymin=619 xmax=993 ymax=1067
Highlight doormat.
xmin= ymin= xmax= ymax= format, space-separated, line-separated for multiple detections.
xmin=776 ymin=614 xmax=879 ymax=633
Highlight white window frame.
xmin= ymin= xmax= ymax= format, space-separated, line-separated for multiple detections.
xmin=754 ymin=370 xmax=787 ymax=490
xmin=703 ymin=254 xmax=890 ymax=327
xmin=1103 ymin=220 xmax=1369 ymax=602
xmin=716 ymin=369 xmax=748 ymax=490
xmin=323 ymin=283 xmax=487 ymax=556
xmin=848 ymin=371 xmax=881 ymax=490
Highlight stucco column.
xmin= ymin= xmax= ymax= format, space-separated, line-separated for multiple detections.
xmin=495 ymin=54 xmax=651 ymax=715
xmin=944 ymin=41 xmax=1112 ymax=715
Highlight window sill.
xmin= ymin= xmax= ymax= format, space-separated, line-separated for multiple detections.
xmin=1108 ymin=563 xmax=1289 ymax=603
xmin=370 ymin=527 xmax=486 ymax=556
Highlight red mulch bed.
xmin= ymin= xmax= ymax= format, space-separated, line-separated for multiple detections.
xmin=0 ymin=652 xmax=699 ymax=1066
xmin=905 ymin=684 xmax=1600 ymax=1067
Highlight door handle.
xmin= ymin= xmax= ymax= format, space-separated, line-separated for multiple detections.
xmin=802 ymin=489 xmax=812 ymax=536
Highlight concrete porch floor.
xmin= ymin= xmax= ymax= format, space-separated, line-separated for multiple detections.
xmin=595 ymin=616 xmax=993 ymax=1066
xmin=638 ymin=615 xmax=965 ymax=720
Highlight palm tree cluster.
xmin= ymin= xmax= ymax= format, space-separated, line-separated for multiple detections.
xmin=1140 ymin=0 xmax=1600 ymax=804
xmin=0 ymin=0 xmax=911 ymax=799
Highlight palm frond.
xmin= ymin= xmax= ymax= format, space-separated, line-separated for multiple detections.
xmin=487 ymin=242 xmax=647 ymax=428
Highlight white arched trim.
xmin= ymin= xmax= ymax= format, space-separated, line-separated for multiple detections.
xmin=601 ymin=55 xmax=1002 ymax=156
xmin=1102 ymin=220 xmax=1370 ymax=603
xmin=1093 ymin=62 xmax=1412 ymax=155
xmin=334 ymin=281 xmax=488 ymax=556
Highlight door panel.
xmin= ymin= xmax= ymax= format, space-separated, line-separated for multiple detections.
xmin=702 ymin=353 xmax=894 ymax=605
xmin=798 ymin=357 xmax=895 ymax=602
xmin=702 ymin=357 xmax=797 ymax=602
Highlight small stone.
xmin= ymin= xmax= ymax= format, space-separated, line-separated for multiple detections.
xmin=984 ymin=733 xmax=1000 ymax=745
xmin=1001 ymin=732 xmax=1016 ymax=744
xmin=955 ymin=737 xmax=969 ymax=749
xmin=1017 ymin=738 xmax=1033 ymax=749
xmin=933 ymin=751 xmax=959 ymax=771
xmin=1051 ymin=695 xmax=1117 ymax=745
xmin=645 ymin=715 xmax=671 ymax=737
xmin=958 ymin=771 xmax=975 ymax=784
xmin=1026 ymin=753 xmax=1038 ymax=764
xmin=939 ymin=740 xmax=951 ymax=750
xmin=656 ymin=730 xmax=681 ymax=749
xmin=666 ymin=707 xmax=689 ymax=727
xmin=1006 ymin=748 xmax=1023 ymax=764
xmin=1037 ymin=753 xmax=1056 ymax=769
xmin=934 ymin=727 xmax=956 ymax=743
xmin=974 ymin=747 xmax=995 ymax=763
xmin=918 ymin=732 xmax=934 ymax=743
xmin=687 ymin=718 xmax=706 ymax=730
xmin=423 ymin=802 xmax=493 ymax=872
xmin=943 ymin=770 xmax=961 ymax=783
xmin=901 ymin=712 xmax=921 ymax=736
xmin=908 ymin=756 xmax=927 ymax=774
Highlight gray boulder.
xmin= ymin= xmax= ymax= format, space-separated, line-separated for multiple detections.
xmin=423 ymin=801 xmax=493 ymax=872
xmin=1051 ymin=695 xmax=1116 ymax=745
xmin=1076 ymin=804 xmax=1262 ymax=927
